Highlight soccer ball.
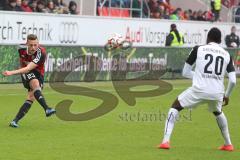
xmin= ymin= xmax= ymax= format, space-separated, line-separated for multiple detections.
xmin=107 ymin=33 xmax=124 ymax=47
xmin=105 ymin=33 xmax=132 ymax=51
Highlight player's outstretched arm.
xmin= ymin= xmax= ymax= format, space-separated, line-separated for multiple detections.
xmin=2 ymin=62 xmax=37 ymax=76
xmin=225 ymin=72 xmax=236 ymax=97
xmin=223 ymin=72 xmax=237 ymax=106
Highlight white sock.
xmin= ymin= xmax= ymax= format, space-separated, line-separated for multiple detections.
xmin=216 ymin=112 xmax=232 ymax=145
xmin=162 ymin=108 xmax=179 ymax=143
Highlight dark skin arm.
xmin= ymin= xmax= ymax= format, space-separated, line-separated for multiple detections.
xmin=223 ymin=96 xmax=229 ymax=106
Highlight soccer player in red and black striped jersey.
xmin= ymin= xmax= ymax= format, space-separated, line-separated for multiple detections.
xmin=2 ymin=34 xmax=56 ymax=128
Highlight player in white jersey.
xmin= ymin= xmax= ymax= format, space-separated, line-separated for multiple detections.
xmin=158 ymin=27 xmax=236 ymax=151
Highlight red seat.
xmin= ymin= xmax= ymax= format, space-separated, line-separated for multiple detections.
xmin=98 ymin=7 xmax=130 ymax=17
xmin=110 ymin=8 xmax=121 ymax=17
xmin=98 ymin=7 xmax=109 ymax=16
xmin=120 ymin=10 xmax=130 ymax=17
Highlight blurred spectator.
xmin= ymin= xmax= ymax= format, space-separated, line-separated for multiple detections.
xmin=53 ymin=0 xmax=68 ymax=14
xmin=225 ymin=26 xmax=240 ymax=48
xmin=170 ymin=8 xmax=181 ymax=20
xmin=151 ymin=7 xmax=162 ymax=19
xmin=62 ymin=6 xmax=69 ymax=14
xmin=148 ymin=0 xmax=158 ymax=12
xmin=160 ymin=0 xmax=174 ymax=12
xmin=188 ymin=9 xmax=194 ymax=20
xmin=36 ymin=0 xmax=47 ymax=13
xmin=16 ymin=0 xmax=23 ymax=11
xmin=21 ymin=0 xmax=32 ymax=12
xmin=205 ymin=10 xmax=214 ymax=21
xmin=4 ymin=0 xmax=13 ymax=11
xmin=5 ymin=0 xmax=22 ymax=11
xmin=68 ymin=1 xmax=78 ymax=14
xmin=29 ymin=0 xmax=37 ymax=12
xmin=191 ymin=11 xmax=198 ymax=20
xmin=211 ymin=0 xmax=221 ymax=21
xmin=202 ymin=11 xmax=207 ymax=20
xmin=46 ymin=0 xmax=57 ymax=13
xmin=222 ymin=0 xmax=232 ymax=8
xmin=196 ymin=10 xmax=205 ymax=21
xmin=162 ymin=8 xmax=170 ymax=19
xmin=165 ymin=23 xmax=184 ymax=47
xmin=182 ymin=10 xmax=190 ymax=20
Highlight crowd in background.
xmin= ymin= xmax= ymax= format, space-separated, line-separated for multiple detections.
xmin=0 ymin=0 xmax=79 ymax=14
xmin=0 ymin=0 xmax=239 ymax=23
xmin=149 ymin=4 xmax=215 ymax=21
xmin=97 ymin=0 xmax=224 ymax=22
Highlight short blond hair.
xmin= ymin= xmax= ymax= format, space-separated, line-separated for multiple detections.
xmin=27 ymin=34 xmax=38 ymax=40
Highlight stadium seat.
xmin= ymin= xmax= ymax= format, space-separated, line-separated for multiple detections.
xmin=120 ymin=10 xmax=130 ymax=17
xmin=98 ymin=7 xmax=129 ymax=17
xmin=110 ymin=8 xmax=121 ymax=17
xmin=98 ymin=7 xmax=109 ymax=16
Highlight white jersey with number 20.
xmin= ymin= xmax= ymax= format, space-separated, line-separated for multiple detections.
xmin=186 ymin=42 xmax=235 ymax=95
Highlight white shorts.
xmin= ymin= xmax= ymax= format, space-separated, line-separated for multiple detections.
xmin=178 ymin=87 xmax=224 ymax=113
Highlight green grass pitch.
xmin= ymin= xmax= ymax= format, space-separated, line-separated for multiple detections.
xmin=0 ymin=79 xmax=239 ymax=160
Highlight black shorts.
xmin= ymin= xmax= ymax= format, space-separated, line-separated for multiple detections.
xmin=21 ymin=70 xmax=44 ymax=91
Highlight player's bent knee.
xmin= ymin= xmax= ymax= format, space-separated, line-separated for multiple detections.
xmin=171 ymin=98 xmax=184 ymax=111
xmin=27 ymin=93 xmax=36 ymax=102
xmin=29 ymin=79 xmax=40 ymax=90
xmin=213 ymin=111 xmax=222 ymax=116
xmin=28 ymin=97 xmax=35 ymax=102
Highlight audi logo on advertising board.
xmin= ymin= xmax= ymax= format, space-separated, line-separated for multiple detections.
xmin=59 ymin=22 xmax=79 ymax=44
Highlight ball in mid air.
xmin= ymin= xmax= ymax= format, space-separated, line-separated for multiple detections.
xmin=107 ymin=33 xmax=124 ymax=47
